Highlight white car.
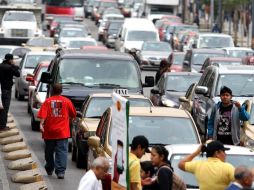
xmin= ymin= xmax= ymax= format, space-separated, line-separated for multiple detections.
xmin=166 ymin=144 xmax=254 ymax=190
xmin=0 ymin=45 xmax=30 ymax=63
xmin=66 ymin=37 xmax=97 ymax=49
xmin=0 ymin=11 xmax=42 ymax=40
xmin=30 ymin=82 xmax=47 ymax=131
xmin=222 ymin=47 xmax=254 ymax=58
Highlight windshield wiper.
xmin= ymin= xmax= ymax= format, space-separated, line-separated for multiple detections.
xmin=61 ymin=82 xmax=85 ymax=86
xmin=94 ymin=83 xmax=121 ymax=88
xmin=87 ymin=116 xmax=101 ymax=119
xmin=166 ymin=89 xmax=179 ymax=92
xmin=186 ymin=184 xmax=199 ymax=188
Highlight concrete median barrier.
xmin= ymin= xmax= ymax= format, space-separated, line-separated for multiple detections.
xmin=0 ymin=135 xmax=23 ymax=145
xmin=7 ymin=122 xmax=17 ymax=129
xmin=8 ymin=157 xmax=37 ymax=171
xmin=0 ymin=128 xmax=19 ymax=138
xmin=2 ymin=141 xmax=27 ymax=152
xmin=11 ymin=169 xmax=43 ymax=183
xmin=4 ymin=149 xmax=31 ymax=160
xmin=19 ymin=181 xmax=47 ymax=190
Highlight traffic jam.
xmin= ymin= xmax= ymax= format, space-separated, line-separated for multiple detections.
xmin=0 ymin=0 xmax=254 ymax=189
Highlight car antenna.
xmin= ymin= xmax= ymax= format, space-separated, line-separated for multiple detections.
xmin=150 ymin=105 xmax=152 ymax=113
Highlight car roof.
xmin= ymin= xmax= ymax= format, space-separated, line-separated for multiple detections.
xmin=89 ymin=93 xmax=149 ymax=99
xmin=222 ymin=47 xmax=254 ymax=51
xmin=172 ymin=52 xmax=185 ymax=55
xmin=26 ymin=51 xmax=55 ymax=55
xmin=163 ymin=72 xmax=201 ymax=77
xmin=191 ymin=48 xmax=225 ymax=54
xmin=68 ymin=37 xmax=96 ymax=42
xmin=6 ymin=10 xmax=33 ymax=14
xmin=198 ymin=33 xmax=232 ymax=37
xmin=59 ymin=49 xmax=134 ymax=60
xmin=165 ymin=144 xmax=254 ymax=156
xmin=129 ymin=107 xmax=190 ymax=118
xmin=208 ymin=57 xmax=242 ymax=62
xmin=210 ymin=65 xmax=254 ymax=74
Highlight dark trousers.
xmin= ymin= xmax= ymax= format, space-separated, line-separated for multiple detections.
xmin=44 ymin=139 xmax=68 ymax=175
xmin=0 ymin=89 xmax=12 ymax=129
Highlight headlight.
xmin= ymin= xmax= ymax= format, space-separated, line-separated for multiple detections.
xmin=161 ymin=96 xmax=177 ymax=107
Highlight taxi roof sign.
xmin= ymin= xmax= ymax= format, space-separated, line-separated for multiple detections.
xmin=113 ymin=89 xmax=129 ymax=97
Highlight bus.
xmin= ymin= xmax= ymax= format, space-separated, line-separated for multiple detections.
xmin=45 ymin=0 xmax=84 ymax=21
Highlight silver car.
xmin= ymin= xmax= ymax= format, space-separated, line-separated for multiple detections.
xmin=14 ymin=51 xmax=55 ymax=100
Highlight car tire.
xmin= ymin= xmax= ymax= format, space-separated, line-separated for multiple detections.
xmin=76 ymin=147 xmax=88 ymax=169
xmin=31 ymin=116 xmax=40 ymax=131
xmin=72 ymin=144 xmax=77 ymax=162
xmin=17 ymin=91 xmax=25 ymax=101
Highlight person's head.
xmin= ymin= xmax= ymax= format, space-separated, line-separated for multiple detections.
xmin=130 ymin=135 xmax=150 ymax=159
xmin=201 ymin=140 xmax=230 ymax=162
xmin=234 ymin=166 xmax=253 ymax=188
xmin=4 ymin=53 xmax=14 ymax=64
xmin=52 ymin=83 xmax=62 ymax=95
xmin=159 ymin=59 xmax=168 ymax=69
xmin=150 ymin=145 xmax=169 ymax=167
xmin=55 ymin=48 xmax=63 ymax=55
xmin=140 ymin=161 xmax=155 ymax=179
xmin=91 ymin=157 xmax=110 ymax=180
xmin=220 ymin=86 xmax=232 ymax=105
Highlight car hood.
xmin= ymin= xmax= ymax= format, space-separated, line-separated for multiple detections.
xmin=124 ymin=41 xmax=143 ymax=51
xmin=142 ymin=51 xmax=169 ymax=58
xmin=165 ymin=91 xmax=185 ymax=106
xmin=3 ymin=21 xmax=36 ymax=29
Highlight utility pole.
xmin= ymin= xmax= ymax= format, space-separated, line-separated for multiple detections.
xmin=252 ymin=0 xmax=254 ymax=49
xmin=210 ymin=0 xmax=214 ymax=29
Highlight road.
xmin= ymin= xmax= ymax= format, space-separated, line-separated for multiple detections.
xmin=2 ymin=18 xmax=156 ymax=190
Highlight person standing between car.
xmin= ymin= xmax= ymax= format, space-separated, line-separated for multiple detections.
xmin=208 ymin=86 xmax=250 ymax=145
xmin=129 ymin=135 xmax=150 ymax=190
xmin=37 ymin=83 xmax=76 ymax=179
xmin=178 ymin=140 xmax=235 ymax=190
xmin=0 ymin=53 xmax=20 ymax=132
xmin=155 ymin=59 xmax=171 ymax=84
xmin=226 ymin=165 xmax=253 ymax=190
xmin=77 ymin=156 xmax=109 ymax=190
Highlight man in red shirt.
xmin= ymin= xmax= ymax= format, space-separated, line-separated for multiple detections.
xmin=38 ymin=84 xmax=76 ymax=179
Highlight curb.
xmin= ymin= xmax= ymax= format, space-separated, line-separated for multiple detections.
xmin=0 ymin=114 xmax=48 ymax=190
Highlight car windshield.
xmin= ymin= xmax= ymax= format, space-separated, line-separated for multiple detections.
xmin=171 ymin=154 xmax=254 ymax=188
xmin=68 ymin=41 xmax=96 ymax=48
xmin=25 ymin=55 xmax=54 ymax=69
xmin=210 ymin=60 xmax=242 ymax=66
xmin=142 ymin=42 xmax=171 ymax=52
xmin=57 ymin=58 xmax=140 ymax=89
xmin=199 ymin=36 xmax=234 ymax=48
xmin=85 ymin=97 xmax=152 ymax=118
xmin=39 ymin=83 xmax=47 ymax=92
xmin=193 ymin=53 xmax=224 ymax=65
xmin=27 ymin=38 xmax=54 ymax=47
xmin=173 ymin=54 xmax=185 ymax=65
xmin=216 ymin=74 xmax=254 ymax=96
xmin=228 ymin=50 xmax=254 ymax=58
xmin=46 ymin=0 xmax=83 ymax=7
xmin=60 ymin=29 xmax=87 ymax=37
xmin=0 ymin=48 xmax=11 ymax=59
xmin=4 ymin=12 xmax=36 ymax=22
xmin=127 ymin=31 xmax=157 ymax=41
xmin=166 ymin=75 xmax=200 ymax=92
xmin=127 ymin=116 xmax=198 ymax=145
xmin=35 ymin=67 xmax=48 ymax=81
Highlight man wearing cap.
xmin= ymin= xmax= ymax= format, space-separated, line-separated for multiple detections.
xmin=208 ymin=86 xmax=249 ymax=145
xmin=178 ymin=140 xmax=235 ymax=190
xmin=129 ymin=135 xmax=150 ymax=190
xmin=0 ymin=54 xmax=20 ymax=132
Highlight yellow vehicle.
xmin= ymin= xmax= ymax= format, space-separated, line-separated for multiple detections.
xmin=87 ymin=106 xmax=201 ymax=171
xmin=22 ymin=36 xmax=58 ymax=52
xmin=241 ymin=99 xmax=254 ymax=148
xmin=72 ymin=93 xmax=153 ymax=169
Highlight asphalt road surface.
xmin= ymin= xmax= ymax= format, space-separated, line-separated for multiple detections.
xmin=2 ymin=17 xmax=156 ymax=190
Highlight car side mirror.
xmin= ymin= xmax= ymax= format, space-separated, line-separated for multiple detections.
xmin=151 ymin=88 xmax=159 ymax=94
xmin=88 ymin=136 xmax=100 ymax=148
xmin=143 ymin=76 xmax=154 ymax=87
xmin=40 ymin=72 xmax=52 ymax=84
xmin=179 ymin=96 xmax=188 ymax=103
xmin=195 ymin=86 xmax=208 ymax=95
xmin=183 ymin=60 xmax=190 ymax=66
xmin=76 ymin=111 xmax=82 ymax=118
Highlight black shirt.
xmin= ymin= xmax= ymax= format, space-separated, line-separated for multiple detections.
xmin=217 ymin=103 xmax=234 ymax=145
xmin=0 ymin=61 xmax=20 ymax=90
xmin=154 ymin=165 xmax=173 ymax=190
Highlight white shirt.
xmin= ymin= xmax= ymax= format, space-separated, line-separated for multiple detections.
xmin=77 ymin=170 xmax=103 ymax=190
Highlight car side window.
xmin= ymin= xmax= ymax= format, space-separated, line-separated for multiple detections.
xmin=96 ymin=110 xmax=109 ymax=137
xmin=185 ymin=83 xmax=195 ymax=99
xmin=13 ymin=48 xmax=30 ymax=58
xmin=198 ymin=69 xmax=212 ymax=87
xmin=81 ymin=96 xmax=90 ymax=116
xmin=207 ymin=72 xmax=216 ymax=96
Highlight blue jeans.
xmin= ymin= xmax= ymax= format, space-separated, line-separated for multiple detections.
xmin=44 ymin=139 xmax=68 ymax=175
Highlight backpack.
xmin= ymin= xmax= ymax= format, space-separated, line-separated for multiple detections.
xmin=157 ymin=165 xmax=186 ymax=190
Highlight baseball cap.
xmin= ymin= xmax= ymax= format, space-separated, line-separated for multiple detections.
xmin=4 ymin=53 xmax=13 ymax=61
xmin=206 ymin=141 xmax=230 ymax=156
xmin=131 ymin=135 xmax=150 ymax=153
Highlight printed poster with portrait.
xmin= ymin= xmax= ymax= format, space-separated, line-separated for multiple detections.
xmin=111 ymin=92 xmax=130 ymax=190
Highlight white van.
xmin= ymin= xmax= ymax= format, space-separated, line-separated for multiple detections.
xmin=115 ymin=18 xmax=159 ymax=52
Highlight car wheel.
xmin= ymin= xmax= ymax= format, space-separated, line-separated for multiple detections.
xmin=31 ymin=116 xmax=40 ymax=131
xmin=72 ymin=144 xmax=77 ymax=162
xmin=17 ymin=91 xmax=24 ymax=101
xmin=76 ymin=147 xmax=88 ymax=169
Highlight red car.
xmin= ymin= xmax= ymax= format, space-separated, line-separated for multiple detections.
xmin=168 ymin=52 xmax=185 ymax=72
xmin=26 ymin=61 xmax=50 ymax=114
